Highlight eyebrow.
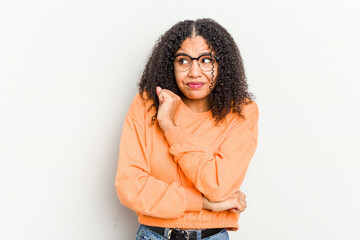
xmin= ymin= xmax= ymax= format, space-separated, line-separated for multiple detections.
xmin=176 ymin=49 xmax=213 ymax=55
xmin=174 ymin=52 xmax=212 ymax=57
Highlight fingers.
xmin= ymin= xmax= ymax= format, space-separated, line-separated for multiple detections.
xmin=156 ymin=86 xmax=162 ymax=94
xmin=156 ymin=86 xmax=181 ymax=104
xmin=232 ymin=191 xmax=247 ymax=213
xmin=204 ymin=190 xmax=248 ymax=214
xmin=156 ymin=86 xmax=162 ymax=96
xmin=156 ymin=86 xmax=165 ymax=104
xmin=230 ymin=208 xmax=241 ymax=214
xmin=231 ymin=190 xmax=246 ymax=199
xmin=233 ymin=202 xmax=246 ymax=214
xmin=239 ymin=197 xmax=247 ymax=210
xmin=239 ymin=190 xmax=246 ymax=199
xmin=156 ymin=86 xmax=168 ymax=100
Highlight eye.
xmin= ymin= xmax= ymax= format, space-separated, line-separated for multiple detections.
xmin=176 ymin=57 xmax=190 ymax=65
xmin=200 ymin=56 xmax=214 ymax=64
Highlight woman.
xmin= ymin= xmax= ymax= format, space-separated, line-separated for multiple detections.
xmin=115 ymin=18 xmax=258 ymax=240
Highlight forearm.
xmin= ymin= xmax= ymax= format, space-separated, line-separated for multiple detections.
xmin=202 ymin=191 xmax=246 ymax=213
xmin=116 ymin=173 xmax=202 ymax=218
xmin=164 ymin=125 xmax=257 ymax=201
xmin=117 ymin=114 xmax=202 ymax=218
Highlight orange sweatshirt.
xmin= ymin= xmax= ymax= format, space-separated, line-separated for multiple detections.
xmin=115 ymin=92 xmax=258 ymax=230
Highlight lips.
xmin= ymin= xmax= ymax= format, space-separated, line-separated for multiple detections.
xmin=187 ymin=82 xmax=205 ymax=89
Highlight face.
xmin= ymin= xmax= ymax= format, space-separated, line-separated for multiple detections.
xmin=174 ymin=35 xmax=218 ymax=106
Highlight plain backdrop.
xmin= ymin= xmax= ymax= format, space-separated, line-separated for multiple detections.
xmin=1 ymin=0 xmax=360 ymax=239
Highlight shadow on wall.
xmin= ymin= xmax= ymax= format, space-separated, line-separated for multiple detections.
xmin=114 ymin=204 xmax=139 ymax=237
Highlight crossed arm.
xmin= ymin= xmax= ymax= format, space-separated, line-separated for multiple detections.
xmin=115 ymin=89 xmax=257 ymax=218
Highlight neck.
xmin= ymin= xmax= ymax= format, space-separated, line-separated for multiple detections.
xmin=182 ymin=96 xmax=211 ymax=113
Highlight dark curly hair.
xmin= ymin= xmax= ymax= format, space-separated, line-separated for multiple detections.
xmin=138 ymin=18 xmax=254 ymax=126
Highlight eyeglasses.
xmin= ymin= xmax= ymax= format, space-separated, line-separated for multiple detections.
xmin=172 ymin=53 xmax=219 ymax=72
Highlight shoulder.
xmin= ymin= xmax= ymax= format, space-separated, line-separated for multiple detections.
xmin=226 ymin=99 xmax=258 ymax=134
xmin=228 ymin=98 xmax=258 ymax=120
xmin=127 ymin=91 xmax=155 ymax=122
xmin=241 ymin=99 xmax=259 ymax=120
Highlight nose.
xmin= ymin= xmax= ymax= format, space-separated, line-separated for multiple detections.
xmin=188 ymin=60 xmax=202 ymax=77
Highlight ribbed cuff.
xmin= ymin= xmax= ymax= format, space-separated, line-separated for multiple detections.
xmin=164 ymin=125 xmax=192 ymax=147
xmin=184 ymin=187 xmax=202 ymax=212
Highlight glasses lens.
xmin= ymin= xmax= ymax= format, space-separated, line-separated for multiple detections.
xmin=174 ymin=55 xmax=191 ymax=71
xmin=199 ymin=55 xmax=216 ymax=71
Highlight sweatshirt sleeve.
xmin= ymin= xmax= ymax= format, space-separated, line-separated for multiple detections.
xmin=115 ymin=94 xmax=202 ymax=219
xmin=164 ymin=102 xmax=259 ymax=202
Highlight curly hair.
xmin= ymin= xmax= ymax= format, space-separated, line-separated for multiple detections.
xmin=138 ymin=18 xmax=254 ymax=126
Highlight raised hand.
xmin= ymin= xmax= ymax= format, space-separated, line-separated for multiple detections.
xmin=156 ymin=86 xmax=181 ymax=132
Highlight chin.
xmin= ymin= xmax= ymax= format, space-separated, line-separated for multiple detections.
xmin=184 ymin=92 xmax=209 ymax=100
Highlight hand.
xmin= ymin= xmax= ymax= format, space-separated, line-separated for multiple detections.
xmin=156 ymin=86 xmax=180 ymax=132
xmin=202 ymin=190 xmax=247 ymax=214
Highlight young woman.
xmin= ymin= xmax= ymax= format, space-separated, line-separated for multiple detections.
xmin=115 ymin=18 xmax=258 ymax=240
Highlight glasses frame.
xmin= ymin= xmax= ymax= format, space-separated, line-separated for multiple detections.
xmin=172 ymin=53 xmax=220 ymax=72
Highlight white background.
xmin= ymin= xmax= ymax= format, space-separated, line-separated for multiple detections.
xmin=1 ymin=0 xmax=360 ymax=239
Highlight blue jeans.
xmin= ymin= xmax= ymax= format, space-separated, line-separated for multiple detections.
xmin=136 ymin=224 xmax=229 ymax=240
